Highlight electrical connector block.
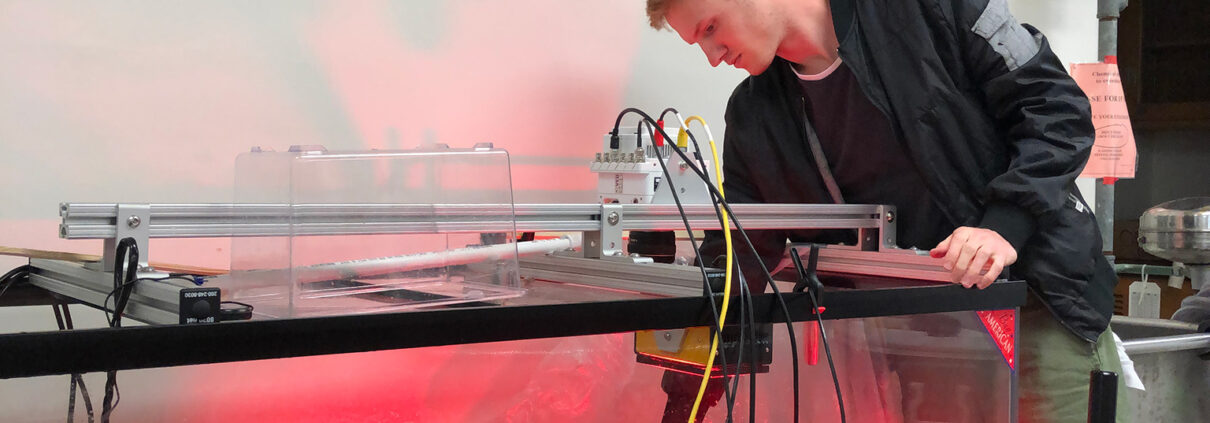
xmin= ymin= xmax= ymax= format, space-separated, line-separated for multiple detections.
xmin=593 ymin=128 xmax=715 ymax=205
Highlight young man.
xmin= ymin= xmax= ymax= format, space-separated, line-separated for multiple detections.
xmin=646 ymin=0 xmax=1127 ymax=421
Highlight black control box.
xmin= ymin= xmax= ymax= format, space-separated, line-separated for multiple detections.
xmin=178 ymin=288 xmax=221 ymax=324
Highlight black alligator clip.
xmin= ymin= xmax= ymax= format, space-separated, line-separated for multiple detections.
xmin=789 ymin=244 xmax=824 ymax=307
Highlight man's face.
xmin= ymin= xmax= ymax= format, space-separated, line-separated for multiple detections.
xmin=664 ymin=0 xmax=779 ymax=75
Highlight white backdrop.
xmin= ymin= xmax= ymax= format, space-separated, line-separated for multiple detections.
xmin=0 ymin=0 xmax=1097 ymax=269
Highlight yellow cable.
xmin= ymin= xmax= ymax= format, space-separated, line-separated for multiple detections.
xmin=687 ymin=116 xmax=731 ymax=423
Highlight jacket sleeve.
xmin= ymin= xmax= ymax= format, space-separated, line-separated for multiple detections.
xmin=697 ymin=93 xmax=788 ymax=292
xmin=946 ymin=0 xmax=1096 ymax=251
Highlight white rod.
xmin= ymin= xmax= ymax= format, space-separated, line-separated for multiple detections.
xmin=292 ymin=236 xmax=578 ymax=283
xmin=218 ymin=236 xmax=579 ymax=286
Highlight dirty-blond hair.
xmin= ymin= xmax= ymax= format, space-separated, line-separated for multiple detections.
xmin=646 ymin=0 xmax=678 ymax=30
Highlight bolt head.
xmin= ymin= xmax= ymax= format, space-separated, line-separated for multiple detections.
xmin=127 ymin=215 xmax=141 ymax=228
xmin=607 ymin=211 xmax=620 ymax=225
xmin=663 ymin=332 xmax=673 ymax=341
xmin=885 ymin=211 xmax=895 ymax=223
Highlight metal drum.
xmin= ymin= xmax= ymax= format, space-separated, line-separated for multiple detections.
xmin=1140 ymin=197 xmax=1210 ymax=288
xmin=1140 ymin=197 xmax=1210 ymax=264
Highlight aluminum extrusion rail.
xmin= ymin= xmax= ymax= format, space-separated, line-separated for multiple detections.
xmin=59 ymin=203 xmax=888 ymax=238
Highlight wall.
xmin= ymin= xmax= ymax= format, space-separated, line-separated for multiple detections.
xmin=0 ymin=0 xmax=746 ymax=272
xmin=1116 ymin=129 xmax=1210 ymax=219
xmin=0 ymin=1 xmax=1104 ymax=270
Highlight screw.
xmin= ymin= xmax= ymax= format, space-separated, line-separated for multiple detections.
xmin=679 ymin=162 xmax=689 ymax=171
xmin=127 ymin=215 xmax=141 ymax=228
xmin=885 ymin=211 xmax=895 ymax=223
xmin=607 ymin=211 xmax=620 ymax=226
xmin=663 ymin=332 xmax=673 ymax=341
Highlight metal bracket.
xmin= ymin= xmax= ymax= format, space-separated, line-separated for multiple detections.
xmin=654 ymin=329 xmax=687 ymax=353
xmin=102 ymin=204 xmax=150 ymax=271
xmin=585 ymin=204 xmax=624 ymax=259
xmin=857 ymin=205 xmax=898 ymax=251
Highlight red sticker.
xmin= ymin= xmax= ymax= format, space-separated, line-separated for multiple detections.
xmin=977 ymin=309 xmax=1016 ymax=370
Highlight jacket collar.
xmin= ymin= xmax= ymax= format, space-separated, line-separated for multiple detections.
xmin=828 ymin=0 xmax=855 ymax=45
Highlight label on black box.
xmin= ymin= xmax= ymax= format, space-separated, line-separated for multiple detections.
xmin=179 ymin=288 xmax=221 ymax=324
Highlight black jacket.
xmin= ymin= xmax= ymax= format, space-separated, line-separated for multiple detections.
xmin=701 ymin=0 xmax=1116 ymax=342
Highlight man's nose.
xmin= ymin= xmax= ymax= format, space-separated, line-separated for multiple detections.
xmin=699 ymin=43 xmax=725 ymax=67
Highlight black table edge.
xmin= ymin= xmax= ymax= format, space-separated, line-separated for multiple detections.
xmin=0 ymin=280 xmax=1025 ymax=379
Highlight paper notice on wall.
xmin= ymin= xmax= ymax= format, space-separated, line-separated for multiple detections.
xmin=1070 ymin=62 xmax=1137 ymax=179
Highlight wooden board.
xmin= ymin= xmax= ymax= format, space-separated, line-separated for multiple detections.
xmin=0 ymin=246 xmax=227 ymax=276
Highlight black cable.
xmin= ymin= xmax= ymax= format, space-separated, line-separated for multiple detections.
xmin=0 ymin=265 xmax=32 ymax=300
xmin=61 ymin=304 xmax=94 ymax=423
xmin=101 ymin=238 xmax=141 ymax=423
xmin=97 ymin=248 xmax=201 ymax=422
xmin=625 ymin=108 xmax=774 ymax=421
xmin=53 ymin=303 xmax=94 ymax=423
xmin=74 ymin=373 xmax=94 ymax=423
xmin=808 ymin=292 xmax=846 ymax=421
xmin=722 ymin=260 xmax=756 ymax=421
xmin=646 ymin=117 xmax=763 ymax=422
xmin=635 ymin=117 xmax=736 ymax=417
xmin=658 ymin=107 xmax=679 ymax=123
xmin=680 ymin=124 xmax=714 ymax=186
xmin=629 ymin=108 xmax=849 ymax=423
xmin=737 ymin=268 xmax=758 ymax=422
xmin=681 ymin=128 xmax=758 ymax=419
xmin=643 ymin=122 xmax=744 ymax=422
xmin=100 ymin=377 xmax=120 ymax=423
xmin=52 ymin=304 xmax=76 ymax=423
xmin=109 ymin=238 xmax=139 ymax=328
xmin=614 ymin=108 xmax=809 ymax=422
xmin=655 ymin=107 xmax=712 ymax=179
xmin=100 ymin=275 xmax=197 ymax=325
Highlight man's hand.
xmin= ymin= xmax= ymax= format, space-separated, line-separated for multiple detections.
xmin=929 ymin=227 xmax=1017 ymax=289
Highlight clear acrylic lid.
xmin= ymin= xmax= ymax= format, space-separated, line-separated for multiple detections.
xmin=221 ymin=144 xmax=524 ymax=318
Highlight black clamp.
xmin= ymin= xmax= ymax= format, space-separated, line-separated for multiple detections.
xmin=789 ymin=244 xmax=824 ymax=308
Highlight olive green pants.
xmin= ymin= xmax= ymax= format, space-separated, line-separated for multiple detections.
xmin=1018 ymin=293 xmax=1130 ymax=423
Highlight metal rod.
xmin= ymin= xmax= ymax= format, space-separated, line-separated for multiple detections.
xmin=1094 ymin=0 xmax=1128 ymax=254
xmin=1114 ymin=263 xmax=1182 ymax=277
xmin=1110 ymin=315 xmax=1200 ymax=332
xmin=1121 ymin=333 xmax=1210 ymax=355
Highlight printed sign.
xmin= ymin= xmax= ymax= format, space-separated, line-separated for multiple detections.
xmin=1070 ymin=62 xmax=1137 ymax=179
